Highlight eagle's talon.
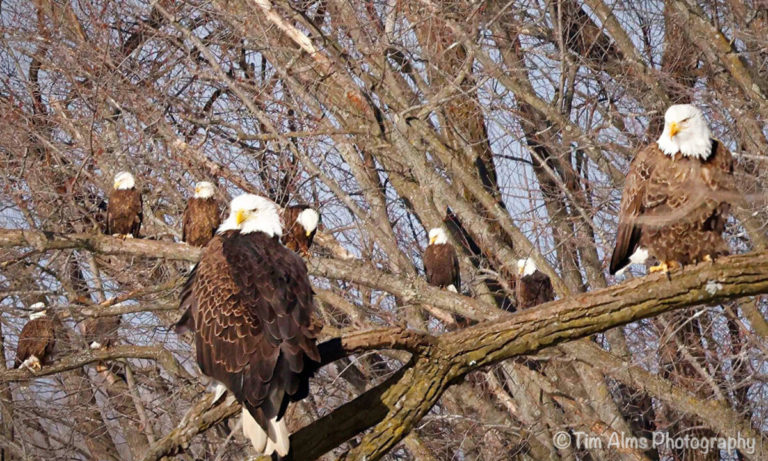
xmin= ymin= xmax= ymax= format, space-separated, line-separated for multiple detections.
xmin=649 ymin=262 xmax=668 ymax=274
xmin=649 ymin=261 xmax=681 ymax=275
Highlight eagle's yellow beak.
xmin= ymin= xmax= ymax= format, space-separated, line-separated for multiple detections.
xmin=195 ymin=186 xmax=201 ymax=195
xmin=429 ymin=236 xmax=437 ymax=245
xmin=669 ymin=122 xmax=679 ymax=139
xmin=518 ymin=267 xmax=525 ymax=276
xmin=235 ymin=209 xmax=246 ymax=225
xmin=113 ymin=181 xmax=119 ymax=189
xmin=306 ymin=230 xmax=312 ymax=237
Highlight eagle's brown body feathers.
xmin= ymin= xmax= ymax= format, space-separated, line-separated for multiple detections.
xmin=106 ymin=188 xmax=142 ymax=237
xmin=515 ymin=271 xmax=554 ymax=310
xmin=610 ymin=139 xmax=735 ymax=274
xmin=179 ymin=230 xmax=320 ymax=428
xmin=424 ymin=243 xmax=460 ymax=291
xmin=14 ymin=316 xmax=55 ymax=369
xmin=182 ymin=197 xmax=221 ymax=247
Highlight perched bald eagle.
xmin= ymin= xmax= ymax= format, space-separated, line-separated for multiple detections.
xmin=106 ymin=172 xmax=142 ymax=238
xmin=423 ymin=228 xmax=460 ymax=293
xmin=81 ymin=315 xmax=121 ymax=350
xmin=182 ymin=181 xmax=221 ymax=247
xmin=515 ymin=258 xmax=554 ymax=310
xmin=178 ymin=194 xmax=321 ymax=457
xmin=14 ymin=303 xmax=55 ymax=372
xmin=281 ymin=205 xmax=319 ymax=257
xmin=609 ymin=105 xmax=736 ymax=275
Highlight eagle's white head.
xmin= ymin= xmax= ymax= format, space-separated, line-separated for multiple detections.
xmin=114 ymin=171 xmax=136 ymax=190
xmin=219 ymin=194 xmax=282 ymax=237
xmin=296 ymin=208 xmax=320 ymax=236
xmin=194 ymin=181 xmax=215 ymax=199
xmin=656 ymin=104 xmax=712 ymax=160
xmin=29 ymin=302 xmax=47 ymax=320
xmin=428 ymin=228 xmax=448 ymax=246
xmin=517 ymin=258 xmax=537 ymax=276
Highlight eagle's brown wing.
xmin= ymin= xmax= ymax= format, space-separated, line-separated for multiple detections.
xmin=423 ymin=244 xmax=438 ymax=286
xmin=189 ymin=231 xmax=320 ymax=427
xmin=15 ymin=317 xmax=55 ymax=368
xmin=130 ymin=190 xmax=143 ymax=237
xmin=700 ymin=139 xmax=735 ymax=233
xmin=181 ymin=201 xmax=192 ymax=243
xmin=451 ymin=245 xmax=460 ymax=292
xmin=610 ymin=144 xmax=660 ymax=274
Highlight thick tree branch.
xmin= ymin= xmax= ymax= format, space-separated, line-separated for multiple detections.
xmin=289 ymin=251 xmax=768 ymax=460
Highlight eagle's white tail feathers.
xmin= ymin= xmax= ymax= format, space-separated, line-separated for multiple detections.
xmin=211 ymin=382 xmax=227 ymax=404
xmin=242 ymin=408 xmax=289 ymax=457
xmin=265 ymin=416 xmax=289 ymax=456
xmin=447 ymin=284 xmax=458 ymax=293
xmin=616 ymin=247 xmax=650 ymax=276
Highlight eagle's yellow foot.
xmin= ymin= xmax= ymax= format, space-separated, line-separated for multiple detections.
xmin=703 ymin=254 xmax=713 ymax=263
xmin=649 ymin=261 xmax=681 ymax=274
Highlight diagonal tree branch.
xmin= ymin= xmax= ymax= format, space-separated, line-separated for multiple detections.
xmin=291 ymin=251 xmax=768 ymax=460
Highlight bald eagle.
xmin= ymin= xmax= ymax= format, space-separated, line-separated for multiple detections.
xmin=281 ymin=205 xmax=319 ymax=257
xmin=106 ymin=172 xmax=142 ymax=238
xmin=14 ymin=303 xmax=56 ymax=372
xmin=423 ymin=228 xmax=460 ymax=293
xmin=515 ymin=259 xmax=554 ymax=310
xmin=81 ymin=315 xmax=121 ymax=350
xmin=178 ymin=194 xmax=321 ymax=457
xmin=182 ymin=181 xmax=221 ymax=247
xmin=609 ymin=104 xmax=737 ymax=275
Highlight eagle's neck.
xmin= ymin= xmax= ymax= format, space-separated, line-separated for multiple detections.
xmin=241 ymin=218 xmax=282 ymax=238
xmin=657 ymin=124 xmax=712 ymax=160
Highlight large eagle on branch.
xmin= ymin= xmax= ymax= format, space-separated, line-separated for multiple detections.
xmin=177 ymin=194 xmax=321 ymax=457
xmin=610 ymin=104 xmax=737 ymax=275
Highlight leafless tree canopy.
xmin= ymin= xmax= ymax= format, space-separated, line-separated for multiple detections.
xmin=1 ymin=0 xmax=767 ymax=460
